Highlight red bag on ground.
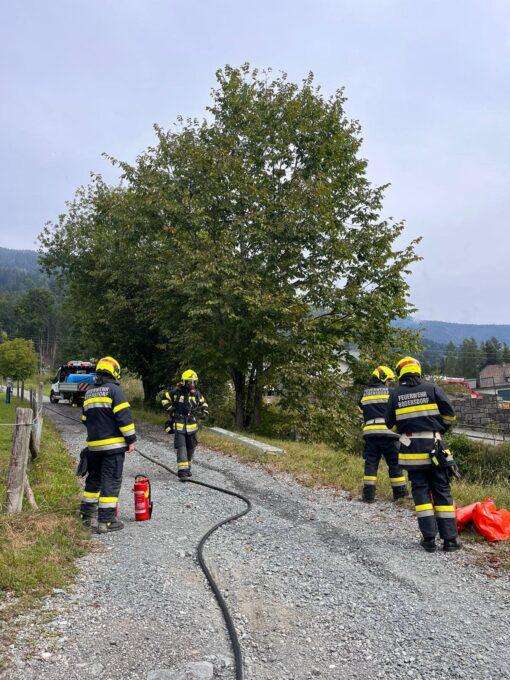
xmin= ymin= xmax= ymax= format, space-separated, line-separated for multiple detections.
xmin=472 ymin=499 xmax=510 ymax=542
xmin=456 ymin=502 xmax=478 ymax=532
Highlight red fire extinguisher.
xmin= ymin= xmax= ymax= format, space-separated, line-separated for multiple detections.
xmin=133 ymin=475 xmax=153 ymax=521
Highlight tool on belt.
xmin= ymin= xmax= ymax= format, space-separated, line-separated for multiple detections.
xmin=133 ymin=475 xmax=153 ymax=521
xmin=430 ymin=435 xmax=461 ymax=480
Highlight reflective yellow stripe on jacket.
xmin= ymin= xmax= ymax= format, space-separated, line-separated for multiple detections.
xmin=395 ymin=403 xmax=440 ymax=420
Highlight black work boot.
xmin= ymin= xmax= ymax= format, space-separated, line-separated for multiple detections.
xmin=443 ymin=537 xmax=462 ymax=552
xmin=79 ymin=506 xmax=97 ymax=529
xmin=361 ymin=485 xmax=376 ymax=503
xmin=178 ymin=468 xmax=191 ymax=482
xmin=97 ymin=519 xmax=124 ymax=534
xmin=392 ymin=486 xmax=409 ymax=501
xmin=420 ymin=537 xmax=437 ymax=553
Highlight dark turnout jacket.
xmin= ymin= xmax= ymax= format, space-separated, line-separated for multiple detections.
xmin=385 ymin=376 xmax=456 ymax=468
xmin=81 ymin=376 xmax=136 ymax=452
xmin=359 ymin=377 xmax=398 ymax=438
xmin=161 ymin=384 xmax=209 ymax=434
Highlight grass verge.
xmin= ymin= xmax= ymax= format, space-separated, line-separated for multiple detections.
xmin=0 ymin=398 xmax=90 ymax=630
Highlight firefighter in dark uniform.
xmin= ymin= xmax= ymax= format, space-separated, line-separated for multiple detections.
xmin=79 ymin=357 xmax=136 ymax=533
xmin=359 ymin=365 xmax=407 ymax=503
xmin=160 ymin=369 xmax=209 ymax=480
xmin=385 ymin=356 xmax=461 ymax=553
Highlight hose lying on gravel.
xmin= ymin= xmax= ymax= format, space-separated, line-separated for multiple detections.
xmin=44 ymin=404 xmax=251 ymax=680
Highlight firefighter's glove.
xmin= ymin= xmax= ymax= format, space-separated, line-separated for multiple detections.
xmin=76 ymin=448 xmax=90 ymax=477
xmin=164 ymin=419 xmax=175 ymax=434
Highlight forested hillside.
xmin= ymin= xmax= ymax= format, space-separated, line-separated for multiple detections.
xmin=0 ymin=247 xmax=40 ymax=271
xmin=396 ymin=318 xmax=510 ymax=345
xmin=0 ymin=246 xmax=65 ymax=365
xmin=0 ymin=247 xmax=48 ymax=293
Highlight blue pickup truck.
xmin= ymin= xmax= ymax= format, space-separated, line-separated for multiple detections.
xmin=49 ymin=361 xmax=96 ymax=406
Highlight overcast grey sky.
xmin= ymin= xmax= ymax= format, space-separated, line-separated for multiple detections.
xmin=1 ymin=1 xmax=509 ymax=323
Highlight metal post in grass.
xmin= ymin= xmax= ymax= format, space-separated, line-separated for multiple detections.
xmin=29 ymin=383 xmax=43 ymax=459
xmin=5 ymin=408 xmax=33 ymax=514
xmin=34 ymin=382 xmax=43 ymax=451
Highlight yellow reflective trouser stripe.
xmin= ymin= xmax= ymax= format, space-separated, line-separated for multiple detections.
xmin=113 ymin=401 xmax=130 ymax=414
xmin=399 ymin=453 xmax=430 ymax=460
xmin=363 ymin=424 xmax=390 ymax=431
xmin=415 ymin=503 xmax=433 ymax=511
xmin=178 ymin=461 xmax=189 ymax=469
xmin=83 ymin=491 xmax=100 ymax=499
xmin=434 ymin=505 xmax=455 ymax=512
xmin=363 ymin=475 xmax=377 ymax=481
xmin=442 ymin=415 xmax=456 ymax=422
xmin=87 ymin=437 xmax=125 ymax=446
xmin=390 ymin=476 xmax=406 ymax=483
xmin=99 ymin=496 xmax=118 ymax=508
xmin=119 ymin=423 xmax=135 ymax=434
xmin=84 ymin=396 xmax=113 ymax=406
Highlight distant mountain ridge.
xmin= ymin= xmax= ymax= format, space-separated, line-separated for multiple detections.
xmin=0 ymin=247 xmax=47 ymax=292
xmin=0 ymin=247 xmax=40 ymax=272
xmin=395 ymin=318 xmax=510 ymax=345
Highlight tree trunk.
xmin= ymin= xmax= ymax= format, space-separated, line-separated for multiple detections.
xmin=252 ymin=385 xmax=264 ymax=427
xmin=231 ymin=369 xmax=246 ymax=430
xmin=245 ymin=362 xmax=263 ymax=428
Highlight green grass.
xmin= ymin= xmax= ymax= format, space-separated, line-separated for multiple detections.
xmin=0 ymin=398 xmax=90 ymax=625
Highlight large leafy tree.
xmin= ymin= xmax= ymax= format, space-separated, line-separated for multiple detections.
xmin=117 ymin=65 xmax=418 ymax=426
xmin=40 ymin=65 xmax=419 ymax=430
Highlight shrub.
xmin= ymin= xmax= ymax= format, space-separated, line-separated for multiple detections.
xmin=447 ymin=432 xmax=510 ymax=485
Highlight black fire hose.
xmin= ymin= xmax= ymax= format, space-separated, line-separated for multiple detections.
xmin=44 ymin=405 xmax=251 ymax=680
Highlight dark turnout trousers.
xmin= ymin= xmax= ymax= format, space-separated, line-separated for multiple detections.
xmin=80 ymin=450 xmax=126 ymax=522
xmin=362 ymin=436 xmax=407 ymax=500
xmin=407 ymin=466 xmax=457 ymax=540
xmin=174 ymin=430 xmax=198 ymax=477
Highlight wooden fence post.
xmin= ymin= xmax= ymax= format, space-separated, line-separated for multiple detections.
xmin=5 ymin=408 xmax=33 ymax=514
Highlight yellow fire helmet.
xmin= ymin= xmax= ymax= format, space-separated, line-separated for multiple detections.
xmin=372 ymin=365 xmax=395 ymax=383
xmin=96 ymin=356 xmax=121 ymax=381
xmin=181 ymin=369 xmax=198 ymax=382
xmin=396 ymin=356 xmax=422 ymax=379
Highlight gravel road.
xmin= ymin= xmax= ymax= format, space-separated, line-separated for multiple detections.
xmin=4 ymin=406 xmax=510 ymax=680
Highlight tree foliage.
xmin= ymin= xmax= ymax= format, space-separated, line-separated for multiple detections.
xmin=0 ymin=338 xmax=38 ymax=381
xmin=40 ymin=65 xmax=419 ymax=434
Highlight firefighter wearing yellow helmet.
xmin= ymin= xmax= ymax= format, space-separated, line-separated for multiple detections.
xmin=385 ymin=357 xmax=461 ymax=553
xmin=160 ymin=369 xmax=209 ymax=480
xmin=79 ymin=356 xmax=136 ymax=533
xmin=359 ymin=365 xmax=407 ymax=503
